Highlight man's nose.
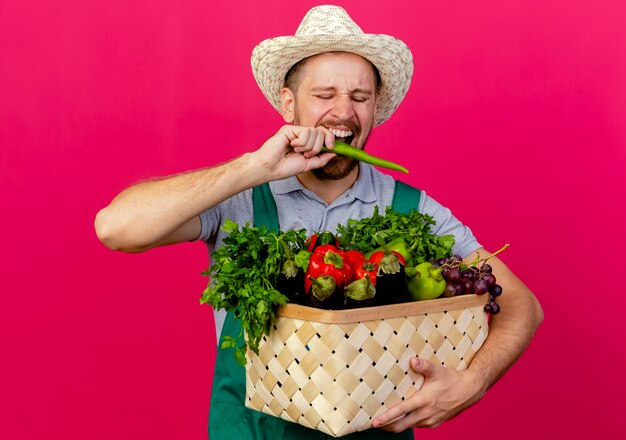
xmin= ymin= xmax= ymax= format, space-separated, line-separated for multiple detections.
xmin=331 ymin=95 xmax=356 ymax=120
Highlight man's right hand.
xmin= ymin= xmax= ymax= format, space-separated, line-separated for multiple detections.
xmin=254 ymin=125 xmax=337 ymax=180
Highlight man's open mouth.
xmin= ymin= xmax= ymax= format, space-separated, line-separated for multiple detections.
xmin=328 ymin=128 xmax=355 ymax=145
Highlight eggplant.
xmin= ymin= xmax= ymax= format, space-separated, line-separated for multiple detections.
xmin=374 ymin=252 xmax=409 ymax=305
xmin=344 ymin=277 xmax=376 ymax=309
xmin=307 ymin=275 xmax=344 ymax=310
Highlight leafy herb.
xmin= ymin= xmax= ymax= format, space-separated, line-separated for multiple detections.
xmin=201 ymin=208 xmax=455 ymax=366
xmin=335 ymin=206 xmax=455 ymax=264
xmin=200 ymin=219 xmax=309 ymax=366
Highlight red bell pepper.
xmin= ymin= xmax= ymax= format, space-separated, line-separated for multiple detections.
xmin=304 ymin=244 xmax=353 ymax=296
xmin=368 ymin=249 xmax=406 ymax=267
xmin=344 ymin=250 xmax=378 ymax=308
xmin=344 ymin=249 xmax=377 ymax=286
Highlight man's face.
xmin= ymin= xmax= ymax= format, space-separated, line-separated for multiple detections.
xmin=283 ymin=52 xmax=378 ymax=180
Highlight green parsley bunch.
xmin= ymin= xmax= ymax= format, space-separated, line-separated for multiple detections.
xmin=335 ymin=206 xmax=456 ymax=264
xmin=200 ymin=219 xmax=309 ymax=366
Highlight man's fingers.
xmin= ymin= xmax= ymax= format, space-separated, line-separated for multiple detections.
xmin=324 ymin=129 xmax=336 ymax=150
xmin=411 ymin=357 xmax=438 ymax=377
xmin=271 ymin=125 xmax=339 ymax=175
xmin=288 ymin=126 xmax=335 ymax=156
xmin=288 ymin=127 xmax=311 ymax=148
xmin=372 ymin=359 xmax=475 ymax=431
xmin=314 ymin=129 xmax=327 ymax=151
xmin=372 ymin=358 xmax=436 ymax=429
xmin=290 ymin=127 xmax=319 ymax=147
xmin=302 ymin=129 xmax=326 ymax=158
xmin=374 ymin=399 xmax=441 ymax=432
xmin=372 ymin=400 xmax=416 ymax=428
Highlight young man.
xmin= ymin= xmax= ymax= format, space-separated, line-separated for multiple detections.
xmin=95 ymin=6 xmax=543 ymax=439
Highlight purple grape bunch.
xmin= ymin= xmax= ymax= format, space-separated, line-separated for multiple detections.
xmin=432 ymin=255 xmax=502 ymax=315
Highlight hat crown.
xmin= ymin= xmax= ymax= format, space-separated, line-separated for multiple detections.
xmin=251 ymin=5 xmax=413 ymax=126
xmin=295 ymin=5 xmax=364 ymax=36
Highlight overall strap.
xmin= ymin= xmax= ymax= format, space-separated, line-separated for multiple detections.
xmin=210 ymin=184 xmax=284 ymax=438
xmin=391 ymin=180 xmax=422 ymax=213
xmin=252 ymin=183 xmax=280 ymax=232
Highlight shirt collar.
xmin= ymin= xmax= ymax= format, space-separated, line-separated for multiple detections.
xmin=271 ymin=164 xmax=377 ymax=203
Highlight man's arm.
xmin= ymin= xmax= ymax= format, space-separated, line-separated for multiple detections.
xmin=94 ymin=126 xmax=337 ymax=253
xmin=373 ymin=248 xmax=543 ymax=430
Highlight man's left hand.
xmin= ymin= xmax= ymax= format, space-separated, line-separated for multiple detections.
xmin=372 ymin=357 xmax=485 ymax=431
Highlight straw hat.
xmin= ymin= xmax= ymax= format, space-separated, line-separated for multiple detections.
xmin=251 ymin=5 xmax=414 ymax=127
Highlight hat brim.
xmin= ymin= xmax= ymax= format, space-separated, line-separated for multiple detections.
xmin=251 ymin=33 xmax=413 ymax=127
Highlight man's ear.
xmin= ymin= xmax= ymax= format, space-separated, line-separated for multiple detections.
xmin=280 ymin=88 xmax=295 ymax=124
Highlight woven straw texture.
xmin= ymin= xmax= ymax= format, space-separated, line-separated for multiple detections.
xmin=245 ymin=295 xmax=489 ymax=437
xmin=251 ymin=5 xmax=413 ymax=127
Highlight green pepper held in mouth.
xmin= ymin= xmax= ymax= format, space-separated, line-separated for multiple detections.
xmin=321 ymin=140 xmax=409 ymax=174
xmin=406 ymin=262 xmax=447 ymax=301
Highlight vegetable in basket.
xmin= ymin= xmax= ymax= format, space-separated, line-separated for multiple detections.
xmin=305 ymin=230 xmax=339 ymax=252
xmin=343 ymin=250 xmax=377 ymax=308
xmin=335 ymin=206 xmax=456 ymax=265
xmin=200 ymin=208 xmax=462 ymax=364
xmin=304 ymin=244 xmax=353 ymax=309
xmin=344 ymin=276 xmax=376 ymax=308
xmin=343 ymin=249 xmax=377 ymax=286
xmin=200 ymin=220 xmax=310 ymax=365
xmin=275 ymin=243 xmax=309 ymax=304
xmin=406 ymin=262 xmax=447 ymax=301
xmin=364 ymin=237 xmax=412 ymax=265
xmin=370 ymin=247 xmax=409 ymax=305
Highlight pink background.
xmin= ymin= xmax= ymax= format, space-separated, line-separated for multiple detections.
xmin=2 ymin=1 xmax=625 ymax=439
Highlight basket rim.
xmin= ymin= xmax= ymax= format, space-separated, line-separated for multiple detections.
xmin=277 ymin=294 xmax=489 ymax=324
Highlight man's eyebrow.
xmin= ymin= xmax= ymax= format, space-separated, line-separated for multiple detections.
xmin=310 ymin=86 xmax=374 ymax=95
xmin=311 ymin=86 xmax=336 ymax=92
xmin=351 ymin=88 xmax=374 ymax=96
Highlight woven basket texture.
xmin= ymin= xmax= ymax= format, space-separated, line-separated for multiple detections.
xmin=245 ymin=295 xmax=489 ymax=437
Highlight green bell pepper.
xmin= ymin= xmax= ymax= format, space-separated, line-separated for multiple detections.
xmin=407 ymin=262 xmax=446 ymax=301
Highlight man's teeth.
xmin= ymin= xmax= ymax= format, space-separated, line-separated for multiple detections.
xmin=329 ymin=128 xmax=353 ymax=138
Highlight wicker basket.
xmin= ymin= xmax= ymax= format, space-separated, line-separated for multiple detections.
xmin=245 ymin=294 xmax=489 ymax=437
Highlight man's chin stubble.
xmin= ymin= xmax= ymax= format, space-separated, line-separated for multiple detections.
xmin=312 ymin=156 xmax=358 ymax=180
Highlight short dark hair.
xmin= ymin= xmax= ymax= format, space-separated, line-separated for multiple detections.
xmin=284 ymin=53 xmax=382 ymax=94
